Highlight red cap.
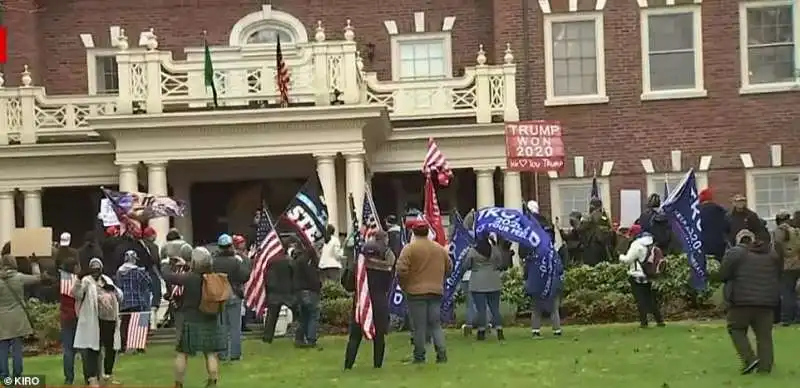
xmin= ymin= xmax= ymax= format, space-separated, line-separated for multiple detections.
xmin=142 ymin=226 xmax=156 ymax=238
xmin=699 ymin=187 xmax=712 ymax=203
xmin=405 ymin=218 xmax=428 ymax=229
xmin=105 ymin=226 xmax=119 ymax=237
xmin=628 ymin=224 xmax=642 ymax=238
xmin=233 ymin=235 xmax=246 ymax=246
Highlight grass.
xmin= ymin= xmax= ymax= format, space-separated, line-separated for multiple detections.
xmin=25 ymin=322 xmax=800 ymax=388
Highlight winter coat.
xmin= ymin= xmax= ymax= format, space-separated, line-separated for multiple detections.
xmin=699 ymin=202 xmax=730 ymax=258
xmin=73 ymin=274 xmax=122 ymax=351
xmin=0 ymin=266 xmax=41 ymax=340
xmin=720 ymin=242 xmax=782 ymax=308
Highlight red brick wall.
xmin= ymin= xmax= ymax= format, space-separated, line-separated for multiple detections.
xmin=4 ymin=0 xmax=799 ymax=220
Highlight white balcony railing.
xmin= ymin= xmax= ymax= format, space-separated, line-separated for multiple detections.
xmin=0 ymin=22 xmax=518 ymax=145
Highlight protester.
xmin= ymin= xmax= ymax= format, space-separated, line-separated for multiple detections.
xmin=525 ymin=232 xmax=565 ymax=337
xmin=59 ymin=257 xmax=80 ymax=385
xmin=163 ymin=247 xmax=223 ymax=388
xmin=290 ymin=241 xmax=322 ymax=348
xmin=396 ymin=220 xmax=451 ymax=364
xmin=319 ymin=224 xmax=344 ymax=282
xmin=459 ymin=268 xmax=477 ymax=337
xmin=619 ymin=227 xmax=665 ymax=328
xmin=261 ymin=245 xmax=294 ymax=344
xmin=74 ymin=258 xmax=123 ymax=386
xmin=635 ymin=194 xmax=679 ymax=255
xmin=211 ymin=234 xmax=250 ymax=361
xmin=772 ymin=212 xmax=800 ymax=326
xmin=728 ymin=194 xmax=768 ymax=245
xmin=720 ymin=229 xmax=781 ymax=374
xmin=698 ymin=188 xmax=730 ymax=259
xmin=139 ymin=227 xmax=162 ymax=324
xmin=343 ymin=230 xmax=394 ymax=369
xmin=56 ymin=232 xmax=80 ymax=267
xmin=232 ymin=235 xmax=248 ymax=258
xmin=78 ymin=231 xmax=104 ymax=274
xmin=461 ymin=235 xmax=507 ymax=341
xmin=0 ymin=254 xmax=42 ymax=381
xmin=161 ymin=242 xmax=191 ymax=334
xmin=578 ymin=198 xmax=616 ymax=265
xmin=101 ymin=226 xmax=121 ymax=273
xmin=384 ymin=215 xmax=403 ymax=257
xmin=116 ymin=250 xmax=153 ymax=352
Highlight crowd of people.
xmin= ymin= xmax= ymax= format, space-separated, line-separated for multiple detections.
xmin=0 ymin=185 xmax=796 ymax=383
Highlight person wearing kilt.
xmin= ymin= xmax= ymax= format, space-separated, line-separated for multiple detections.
xmin=162 ymin=247 xmax=223 ymax=388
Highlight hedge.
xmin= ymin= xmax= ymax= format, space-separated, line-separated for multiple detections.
xmin=24 ymin=256 xmax=722 ymax=353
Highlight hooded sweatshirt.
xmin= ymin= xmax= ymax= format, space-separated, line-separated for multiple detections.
xmin=619 ymin=234 xmax=655 ymax=281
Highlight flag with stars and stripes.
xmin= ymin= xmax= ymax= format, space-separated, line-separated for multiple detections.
xmin=353 ymin=190 xmax=380 ymax=340
xmin=60 ymin=270 xmax=76 ymax=297
xmin=126 ymin=311 xmax=151 ymax=350
xmin=422 ymin=138 xmax=453 ymax=186
xmin=244 ymin=207 xmax=285 ymax=317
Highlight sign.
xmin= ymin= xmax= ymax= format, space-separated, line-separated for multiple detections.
xmin=97 ymin=198 xmax=121 ymax=226
xmin=504 ymin=121 xmax=565 ymax=171
xmin=11 ymin=227 xmax=53 ymax=257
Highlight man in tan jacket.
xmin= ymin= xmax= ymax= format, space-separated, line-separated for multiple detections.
xmin=396 ymin=220 xmax=452 ymax=364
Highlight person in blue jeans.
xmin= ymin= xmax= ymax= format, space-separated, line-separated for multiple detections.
xmin=212 ymin=234 xmax=251 ymax=361
xmin=290 ymin=244 xmax=322 ymax=348
xmin=461 ymin=236 xmax=508 ymax=341
xmin=0 ymin=254 xmax=43 ymax=381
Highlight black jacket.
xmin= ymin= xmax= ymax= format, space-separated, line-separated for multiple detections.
xmin=720 ymin=242 xmax=782 ymax=308
xmin=699 ymin=202 xmax=730 ymax=258
xmin=212 ymin=250 xmax=251 ymax=298
xmin=728 ymin=208 xmax=768 ymax=245
xmin=264 ymin=256 xmax=294 ymax=305
xmin=292 ymin=251 xmax=321 ymax=293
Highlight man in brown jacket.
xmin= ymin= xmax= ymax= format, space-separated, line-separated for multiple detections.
xmin=772 ymin=212 xmax=800 ymax=326
xmin=396 ymin=220 xmax=452 ymax=364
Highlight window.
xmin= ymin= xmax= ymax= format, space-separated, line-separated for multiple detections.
xmin=747 ymin=169 xmax=800 ymax=222
xmin=87 ymin=53 xmax=119 ymax=95
xmin=641 ymin=7 xmax=706 ymax=100
xmin=544 ymin=13 xmax=608 ymax=106
xmin=390 ymin=33 xmax=453 ymax=81
xmin=550 ymin=178 xmax=612 ymax=228
xmin=739 ymin=1 xmax=798 ymax=94
xmin=647 ymin=172 xmax=709 ymax=199
xmin=246 ymin=27 xmax=294 ymax=44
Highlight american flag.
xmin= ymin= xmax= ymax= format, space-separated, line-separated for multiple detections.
xmin=276 ymin=35 xmax=290 ymax=107
xmin=353 ymin=190 xmax=380 ymax=340
xmin=422 ymin=138 xmax=453 ymax=186
xmin=126 ymin=311 xmax=151 ymax=350
xmin=59 ymin=270 xmax=76 ymax=297
xmin=169 ymin=266 xmax=186 ymax=299
xmin=424 ymin=173 xmax=447 ymax=246
xmin=244 ymin=208 xmax=284 ymax=316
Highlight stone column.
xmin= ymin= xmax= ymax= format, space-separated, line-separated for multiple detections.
xmin=503 ymin=170 xmax=523 ymax=266
xmin=23 ymin=189 xmax=43 ymax=228
xmin=345 ymin=153 xmax=366 ymax=232
xmin=118 ymin=163 xmax=139 ymax=192
xmin=315 ymin=154 xmax=338 ymax=232
xmin=147 ymin=162 xmax=169 ymax=247
xmin=475 ymin=168 xmax=495 ymax=208
xmin=0 ymin=191 xmax=16 ymax=245
xmin=171 ymin=179 xmax=193 ymax=245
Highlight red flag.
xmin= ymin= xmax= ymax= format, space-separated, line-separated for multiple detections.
xmin=424 ymin=174 xmax=447 ymax=246
xmin=0 ymin=27 xmax=7 ymax=64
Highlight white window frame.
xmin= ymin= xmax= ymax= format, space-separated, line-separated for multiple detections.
xmin=543 ymin=12 xmax=609 ymax=107
xmin=549 ymin=177 xmax=612 ymax=228
xmin=86 ymin=48 xmax=120 ymax=95
xmin=739 ymin=0 xmax=800 ymax=95
xmin=390 ymin=33 xmax=453 ymax=81
xmin=646 ymin=171 xmax=709 ymax=198
xmin=745 ymin=167 xmax=800 ymax=223
xmin=640 ymin=5 xmax=707 ymax=101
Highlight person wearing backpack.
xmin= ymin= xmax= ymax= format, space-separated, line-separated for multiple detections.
xmin=772 ymin=212 xmax=800 ymax=326
xmin=211 ymin=234 xmax=251 ymax=361
xmin=619 ymin=228 xmax=665 ymax=328
xmin=162 ymin=247 xmax=226 ymax=388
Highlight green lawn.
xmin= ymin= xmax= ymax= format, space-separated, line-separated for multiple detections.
xmin=25 ymin=323 xmax=800 ymax=388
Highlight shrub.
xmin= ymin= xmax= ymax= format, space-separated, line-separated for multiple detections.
xmin=24 ymin=299 xmax=61 ymax=354
xmin=320 ymin=280 xmax=350 ymax=300
xmin=320 ymin=297 xmax=352 ymax=328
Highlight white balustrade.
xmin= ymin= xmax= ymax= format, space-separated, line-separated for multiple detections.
xmin=0 ymin=21 xmax=518 ymax=143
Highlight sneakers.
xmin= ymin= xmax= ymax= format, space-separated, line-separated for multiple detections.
xmin=742 ymin=360 xmax=759 ymax=375
xmin=532 ymin=330 xmax=542 ymax=338
xmin=553 ymin=329 xmax=563 ymax=336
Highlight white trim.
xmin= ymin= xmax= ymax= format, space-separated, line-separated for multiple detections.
xmin=745 ymin=167 xmax=800 ymax=220
xmin=414 ymin=12 xmax=426 ymax=33
xmin=640 ymin=5 xmax=707 ymax=101
xmin=228 ymin=4 xmax=309 ymax=46
xmin=646 ymin=171 xmax=709 ymax=196
xmin=86 ymin=48 xmax=120 ymax=95
xmin=384 ymin=20 xmax=399 ymax=35
xmin=543 ymin=12 xmax=609 ymax=107
xmin=738 ymin=0 xmax=800 ymax=95
xmin=549 ymin=177 xmax=612 ymax=228
xmin=538 ymin=0 xmax=552 ymax=14
xmin=442 ymin=16 xmax=457 ymax=31
xmin=390 ymin=32 xmax=453 ymax=81
xmin=595 ymin=0 xmax=607 ymax=10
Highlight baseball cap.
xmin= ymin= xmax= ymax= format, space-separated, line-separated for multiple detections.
xmin=59 ymin=232 xmax=72 ymax=247
xmin=218 ymin=233 xmax=233 ymax=247
xmin=733 ymin=194 xmax=746 ymax=202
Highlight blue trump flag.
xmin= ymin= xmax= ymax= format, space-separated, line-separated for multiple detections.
xmin=661 ymin=169 xmax=707 ymax=290
xmin=442 ymin=212 xmax=473 ymax=314
xmin=388 ymin=226 xmax=407 ymax=315
xmin=473 ymin=207 xmax=562 ymax=299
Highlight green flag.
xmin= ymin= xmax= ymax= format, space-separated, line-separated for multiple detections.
xmin=203 ymin=38 xmax=218 ymax=108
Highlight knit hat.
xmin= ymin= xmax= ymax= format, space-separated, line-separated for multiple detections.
xmin=88 ymin=257 xmax=103 ymax=269
xmin=699 ymin=187 xmax=712 ymax=203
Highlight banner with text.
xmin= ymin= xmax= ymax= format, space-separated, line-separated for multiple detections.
xmin=504 ymin=121 xmax=565 ymax=172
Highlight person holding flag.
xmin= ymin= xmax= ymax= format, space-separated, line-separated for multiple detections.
xmin=58 ymin=257 xmax=80 ymax=385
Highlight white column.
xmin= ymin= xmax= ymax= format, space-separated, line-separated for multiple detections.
xmin=0 ymin=191 xmax=16 ymax=245
xmin=171 ymin=179 xmax=193 ymax=245
xmin=23 ymin=189 xmax=43 ymax=228
xmin=475 ymin=168 xmax=495 ymax=208
xmin=118 ymin=163 xmax=139 ymax=192
xmin=147 ymin=162 xmax=169 ymax=247
xmin=345 ymin=153 xmax=366 ymax=232
xmin=503 ymin=170 xmax=523 ymax=267
xmin=315 ymin=154 xmax=338 ymax=232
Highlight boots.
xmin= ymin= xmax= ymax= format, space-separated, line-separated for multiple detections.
xmin=476 ymin=329 xmax=486 ymax=341
xmin=497 ymin=328 xmax=505 ymax=341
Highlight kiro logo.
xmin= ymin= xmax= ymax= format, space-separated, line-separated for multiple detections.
xmin=2 ymin=375 xmax=44 ymax=387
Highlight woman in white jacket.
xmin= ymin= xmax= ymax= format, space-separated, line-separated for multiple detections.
xmin=619 ymin=229 xmax=665 ymax=328
xmin=319 ymin=224 xmax=344 ymax=281
xmin=73 ymin=258 xmax=123 ymax=386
